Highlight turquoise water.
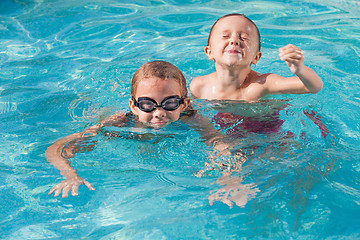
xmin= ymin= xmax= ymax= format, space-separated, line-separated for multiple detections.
xmin=1 ymin=0 xmax=360 ymax=239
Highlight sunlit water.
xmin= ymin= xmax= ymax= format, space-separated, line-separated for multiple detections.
xmin=1 ymin=0 xmax=360 ymax=239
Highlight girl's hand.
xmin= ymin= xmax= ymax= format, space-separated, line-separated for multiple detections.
xmin=279 ymin=44 xmax=305 ymax=75
xmin=49 ymin=176 xmax=95 ymax=198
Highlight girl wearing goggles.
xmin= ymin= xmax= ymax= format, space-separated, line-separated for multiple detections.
xmin=128 ymin=62 xmax=190 ymax=128
xmin=47 ymin=61 xmax=191 ymax=198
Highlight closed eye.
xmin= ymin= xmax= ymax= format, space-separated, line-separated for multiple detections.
xmin=239 ymin=33 xmax=249 ymax=40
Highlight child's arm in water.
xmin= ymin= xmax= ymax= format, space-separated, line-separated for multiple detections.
xmin=46 ymin=113 xmax=127 ymax=198
xmin=264 ymin=44 xmax=323 ymax=95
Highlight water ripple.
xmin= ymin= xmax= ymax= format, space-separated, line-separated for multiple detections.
xmin=1 ymin=0 xmax=360 ymax=238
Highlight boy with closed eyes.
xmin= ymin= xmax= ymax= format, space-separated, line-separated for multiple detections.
xmin=190 ymin=13 xmax=323 ymax=101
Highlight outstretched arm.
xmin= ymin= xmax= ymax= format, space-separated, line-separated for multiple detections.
xmin=46 ymin=112 xmax=127 ymax=197
xmin=280 ymin=44 xmax=323 ymax=93
xmin=265 ymin=44 xmax=323 ymax=95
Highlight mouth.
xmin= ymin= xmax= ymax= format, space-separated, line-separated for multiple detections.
xmin=151 ymin=121 xmax=168 ymax=127
xmin=225 ymin=49 xmax=241 ymax=54
xmin=227 ymin=50 xmax=240 ymax=53
xmin=154 ymin=122 xmax=167 ymax=125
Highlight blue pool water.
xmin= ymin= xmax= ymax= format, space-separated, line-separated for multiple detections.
xmin=1 ymin=0 xmax=360 ymax=239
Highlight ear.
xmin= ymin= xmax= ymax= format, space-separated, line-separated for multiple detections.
xmin=129 ymin=98 xmax=138 ymax=116
xmin=181 ymin=97 xmax=191 ymax=111
xmin=205 ymin=46 xmax=214 ymax=60
xmin=251 ymin=51 xmax=262 ymax=65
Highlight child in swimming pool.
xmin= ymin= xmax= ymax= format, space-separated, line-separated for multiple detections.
xmin=46 ymin=61 xmax=191 ymax=198
xmin=190 ymin=13 xmax=323 ymax=101
xmin=189 ymin=14 xmax=325 ymax=207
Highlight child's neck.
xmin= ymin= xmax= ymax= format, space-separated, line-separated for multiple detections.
xmin=213 ymin=63 xmax=251 ymax=92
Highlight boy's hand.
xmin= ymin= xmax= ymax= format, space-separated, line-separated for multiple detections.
xmin=208 ymin=176 xmax=259 ymax=208
xmin=279 ymin=44 xmax=305 ymax=75
xmin=49 ymin=176 xmax=95 ymax=198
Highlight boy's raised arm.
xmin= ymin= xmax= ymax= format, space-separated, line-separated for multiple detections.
xmin=278 ymin=44 xmax=323 ymax=93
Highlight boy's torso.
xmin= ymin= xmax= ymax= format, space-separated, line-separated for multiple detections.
xmin=190 ymin=70 xmax=273 ymax=101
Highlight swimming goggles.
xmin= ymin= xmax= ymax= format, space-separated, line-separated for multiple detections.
xmin=132 ymin=95 xmax=185 ymax=113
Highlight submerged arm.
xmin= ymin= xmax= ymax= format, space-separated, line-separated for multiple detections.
xmin=46 ymin=126 xmax=99 ymax=197
xmin=182 ymin=108 xmax=222 ymax=145
xmin=46 ymin=112 xmax=127 ymax=197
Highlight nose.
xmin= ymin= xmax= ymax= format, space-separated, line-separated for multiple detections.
xmin=153 ymin=107 xmax=166 ymax=118
xmin=230 ymin=35 xmax=239 ymax=46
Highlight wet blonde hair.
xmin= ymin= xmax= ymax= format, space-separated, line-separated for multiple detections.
xmin=131 ymin=61 xmax=188 ymax=98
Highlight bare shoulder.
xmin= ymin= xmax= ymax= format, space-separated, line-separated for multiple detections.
xmin=190 ymin=75 xmax=207 ymax=89
xmin=190 ymin=74 xmax=212 ymax=98
xmin=101 ymin=112 xmax=128 ymax=127
xmin=263 ymin=72 xmax=286 ymax=81
xmin=238 ymin=71 xmax=275 ymax=100
xmin=247 ymin=71 xmax=288 ymax=89
xmin=246 ymin=70 xmax=274 ymax=84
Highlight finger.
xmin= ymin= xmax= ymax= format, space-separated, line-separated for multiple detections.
xmin=281 ymin=53 xmax=303 ymax=60
xmin=208 ymin=197 xmax=214 ymax=206
xmin=284 ymin=57 xmax=302 ymax=66
xmin=279 ymin=51 xmax=303 ymax=61
xmin=222 ymin=198 xmax=234 ymax=208
xmin=281 ymin=56 xmax=303 ymax=65
xmin=209 ymin=192 xmax=220 ymax=205
xmin=279 ymin=48 xmax=303 ymax=56
xmin=48 ymin=186 xmax=57 ymax=195
xmin=282 ymin=49 xmax=303 ymax=57
xmin=235 ymin=200 xmax=247 ymax=208
xmin=279 ymin=44 xmax=299 ymax=52
xmin=50 ymin=183 xmax=65 ymax=197
xmin=84 ymin=181 xmax=95 ymax=191
xmin=62 ymin=190 xmax=69 ymax=198
xmin=279 ymin=46 xmax=303 ymax=57
xmin=62 ymin=184 xmax=72 ymax=198
xmin=54 ymin=187 xmax=63 ymax=197
xmin=71 ymin=184 xmax=79 ymax=196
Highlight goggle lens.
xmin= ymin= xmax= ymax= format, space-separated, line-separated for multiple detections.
xmin=133 ymin=95 xmax=184 ymax=113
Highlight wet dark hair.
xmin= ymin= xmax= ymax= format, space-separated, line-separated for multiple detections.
xmin=207 ymin=13 xmax=261 ymax=51
xmin=131 ymin=61 xmax=187 ymax=98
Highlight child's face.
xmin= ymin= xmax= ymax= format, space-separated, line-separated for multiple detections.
xmin=205 ymin=15 xmax=261 ymax=67
xmin=129 ymin=77 xmax=190 ymax=128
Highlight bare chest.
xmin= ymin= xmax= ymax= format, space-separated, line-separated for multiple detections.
xmin=201 ymin=82 xmax=265 ymax=101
